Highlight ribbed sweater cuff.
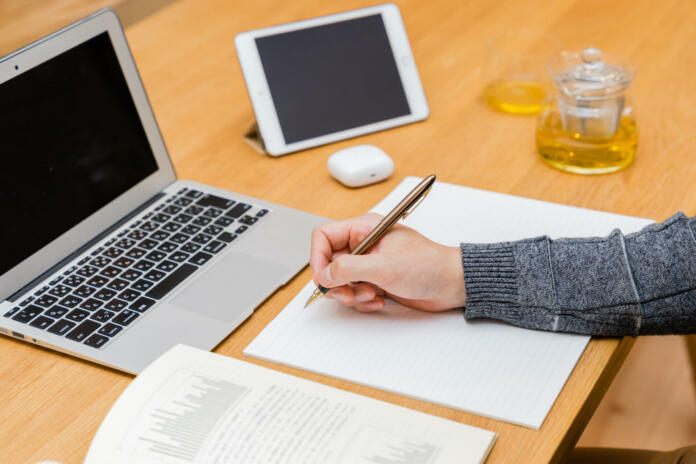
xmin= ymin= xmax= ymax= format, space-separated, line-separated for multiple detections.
xmin=460 ymin=240 xmax=559 ymax=332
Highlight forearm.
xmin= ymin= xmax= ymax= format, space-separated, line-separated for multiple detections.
xmin=461 ymin=212 xmax=696 ymax=336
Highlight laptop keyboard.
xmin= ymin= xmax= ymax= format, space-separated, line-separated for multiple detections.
xmin=3 ymin=187 xmax=270 ymax=350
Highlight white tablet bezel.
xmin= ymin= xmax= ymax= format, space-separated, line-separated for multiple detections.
xmin=235 ymin=3 xmax=429 ymax=156
xmin=0 ymin=9 xmax=176 ymax=299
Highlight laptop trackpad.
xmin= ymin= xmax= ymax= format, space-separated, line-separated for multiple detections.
xmin=171 ymin=252 xmax=292 ymax=323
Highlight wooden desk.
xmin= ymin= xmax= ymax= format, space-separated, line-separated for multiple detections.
xmin=2 ymin=0 xmax=696 ymax=462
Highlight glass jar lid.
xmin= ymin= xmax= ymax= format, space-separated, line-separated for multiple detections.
xmin=548 ymin=47 xmax=636 ymax=100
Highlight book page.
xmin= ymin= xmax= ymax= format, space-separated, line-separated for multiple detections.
xmin=86 ymin=344 xmax=496 ymax=464
xmin=244 ymin=177 xmax=654 ymax=429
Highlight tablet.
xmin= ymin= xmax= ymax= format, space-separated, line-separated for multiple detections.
xmin=235 ymin=4 xmax=429 ymax=156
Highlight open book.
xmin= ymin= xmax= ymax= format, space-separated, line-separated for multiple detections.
xmin=86 ymin=344 xmax=496 ymax=463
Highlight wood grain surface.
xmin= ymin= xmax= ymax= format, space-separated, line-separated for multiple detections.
xmin=2 ymin=0 xmax=696 ymax=462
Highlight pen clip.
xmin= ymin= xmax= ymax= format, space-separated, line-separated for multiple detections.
xmin=400 ymin=185 xmax=432 ymax=220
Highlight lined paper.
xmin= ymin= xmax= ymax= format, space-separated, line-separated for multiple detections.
xmin=244 ymin=177 xmax=653 ymax=429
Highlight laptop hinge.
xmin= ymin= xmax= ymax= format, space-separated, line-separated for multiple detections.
xmin=7 ymin=192 xmax=166 ymax=302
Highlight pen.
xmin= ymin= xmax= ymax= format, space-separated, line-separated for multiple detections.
xmin=304 ymin=174 xmax=437 ymax=308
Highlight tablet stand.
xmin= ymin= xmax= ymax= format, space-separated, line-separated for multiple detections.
xmin=243 ymin=121 xmax=268 ymax=155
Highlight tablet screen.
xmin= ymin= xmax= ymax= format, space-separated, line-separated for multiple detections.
xmin=255 ymin=14 xmax=411 ymax=144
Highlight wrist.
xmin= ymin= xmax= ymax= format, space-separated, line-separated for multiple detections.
xmin=444 ymin=245 xmax=467 ymax=308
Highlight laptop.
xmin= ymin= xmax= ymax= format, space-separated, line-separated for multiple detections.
xmin=0 ymin=9 xmax=327 ymax=374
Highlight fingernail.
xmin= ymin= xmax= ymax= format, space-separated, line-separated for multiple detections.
xmin=319 ymin=266 xmax=332 ymax=285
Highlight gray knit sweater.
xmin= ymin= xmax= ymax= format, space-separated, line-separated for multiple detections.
xmin=460 ymin=212 xmax=696 ymax=336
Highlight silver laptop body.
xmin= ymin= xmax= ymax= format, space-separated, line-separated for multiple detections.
xmin=0 ymin=9 xmax=327 ymax=374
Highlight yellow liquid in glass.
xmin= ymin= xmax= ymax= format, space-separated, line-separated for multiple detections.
xmin=484 ymin=79 xmax=549 ymax=114
xmin=536 ymin=111 xmax=638 ymax=174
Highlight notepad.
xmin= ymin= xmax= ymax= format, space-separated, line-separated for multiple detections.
xmin=86 ymin=345 xmax=496 ymax=464
xmin=244 ymin=177 xmax=654 ymax=429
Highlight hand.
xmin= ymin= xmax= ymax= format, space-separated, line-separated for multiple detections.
xmin=309 ymin=213 xmax=467 ymax=312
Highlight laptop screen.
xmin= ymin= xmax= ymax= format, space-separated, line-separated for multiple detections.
xmin=0 ymin=32 xmax=158 ymax=276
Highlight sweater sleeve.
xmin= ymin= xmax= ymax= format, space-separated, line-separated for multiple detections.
xmin=460 ymin=212 xmax=696 ymax=336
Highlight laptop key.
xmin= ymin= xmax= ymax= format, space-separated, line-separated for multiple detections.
xmin=101 ymin=266 xmax=122 ymax=278
xmin=86 ymin=276 xmax=109 ymax=287
xmin=169 ymin=251 xmax=190 ymax=263
xmin=174 ymin=197 xmax=192 ymax=207
xmin=161 ymin=222 xmax=182 ymax=232
xmin=35 ymin=295 xmax=58 ymax=307
xmin=218 ymin=232 xmax=237 ymax=243
xmin=203 ymin=225 xmax=223 ymax=235
xmin=66 ymin=320 xmax=100 ymax=342
xmin=58 ymin=295 xmax=82 ymax=308
xmin=84 ymin=334 xmax=109 ymax=348
xmin=98 ymin=323 xmax=122 ymax=337
xmin=106 ymin=279 xmax=129 ymax=291
xmin=189 ymin=252 xmax=213 ymax=266
xmin=130 ymin=296 xmax=156 ymax=312
xmin=104 ymin=299 xmax=127 ymax=312
xmin=192 ymin=216 xmax=211 ymax=226
xmin=48 ymin=319 xmax=76 ymax=336
xmin=214 ymin=216 xmax=234 ymax=227
xmin=239 ymin=215 xmax=258 ymax=226
xmin=185 ymin=189 xmax=203 ymax=199
xmin=235 ymin=225 xmax=248 ymax=234
xmin=173 ymin=213 xmax=194 ymax=224
xmin=197 ymin=194 xmax=235 ymax=209
xmin=74 ymin=285 xmax=96 ymax=298
xmin=112 ymin=310 xmax=138 ymax=326
xmin=139 ymin=239 xmax=159 ymax=250
xmin=20 ymin=297 xmax=35 ymax=307
xmin=79 ymin=298 xmax=103 ymax=312
xmin=49 ymin=285 xmax=71 ymax=297
xmin=225 ymin=203 xmax=251 ymax=218
xmin=170 ymin=233 xmax=189 ymax=244
xmin=90 ymin=256 xmax=111 ymax=268
xmin=103 ymin=247 xmax=123 ymax=258
xmin=145 ymin=263 xmax=198 ymax=300
xmin=66 ymin=309 xmax=90 ymax=322
xmin=156 ymin=261 xmax=177 ymax=272
xmin=128 ymin=229 xmax=148 ymax=240
xmin=4 ymin=307 xmax=21 ymax=318
xmin=139 ymin=221 xmax=158 ymax=232
xmin=151 ymin=231 xmax=170 ymax=241
xmin=180 ymin=242 xmax=201 ymax=253
xmin=145 ymin=251 xmax=167 ymax=262
xmin=256 ymin=209 xmax=269 ymax=217
xmin=184 ymin=205 xmax=203 ymax=215
xmin=125 ymin=247 xmax=146 ymax=259
xmin=131 ymin=279 xmax=154 ymax=292
xmin=158 ymin=242 xmax=178 ymax=253
xmin=49 ymin=276 xmax=64 ymax=285
xmin=181 ymin=225 xmax=200 ymax=235
xmin=91 ymin=309 xmax=115 ymax=323
xmin=12 ymin=306 xmax=41 ymax=323
xmin=113 ymin=257 xmax=135 ymax=268
xmin=192 ymin=233 xmax=212 ymax=245
xmin=63 ymin=275 xmax=85 ymax=287
xmin=134 ymin=260 xmax=155 ymax=271
xmin=76 ymin=265 xmax=99 ymax=277
xmin=115 ymin=238 xmax=137 ymax=249
xmin=118 ymin=289 xmax=141 ymax=302
xmin=94 ymin=288 xmax=117 ymax=301
xmin=77 ymin=256 xmax=91 ymax=265
xmin=163 ymin=205 xmax=181 ymax=215
xmin=144 ymin=270 xmax=166 ymax=281
xmin=120 ymin=269 xmax=143 ymax=281
xmin=202 ymin=208 xmax=223 ymax=219
xmin=30 ymin=316 xmax=55 ymax=330
xmin=104 ymin=238 xmax=117 ymax=246
xmin=151 ymin=213 xmax=171 ymax=223
xmin=35 ymin=286 xmax=49 ymax=295
xmin=44 ymin=305 xmax=70 ymax=318
xmin=203 ymin=241 xmax=226 ymax=254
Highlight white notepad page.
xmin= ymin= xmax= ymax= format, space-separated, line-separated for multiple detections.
xmin=244 ymin=177 xmax=653 ymax=429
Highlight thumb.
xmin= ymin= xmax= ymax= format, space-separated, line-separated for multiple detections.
xmin=316 ymin=254 xmax=384 ymax=288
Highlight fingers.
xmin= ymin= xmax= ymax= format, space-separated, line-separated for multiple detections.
xmin=309 ymin=214 xmax=383 ymax=280
xmin=326 ymin=283 xmax=385 ymax=312
xmin=316 ymin=253 xmax=384 ymax=288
